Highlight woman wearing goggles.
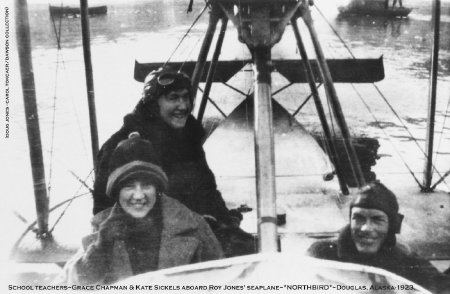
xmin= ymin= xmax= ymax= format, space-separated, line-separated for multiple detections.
xmin=93 ymin=67 xmax=237 ymax=231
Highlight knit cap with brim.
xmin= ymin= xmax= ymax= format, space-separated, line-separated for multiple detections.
xmin=350 ymin=181 xmax=404 ymax=247
xmin=106 ymin=132 xmax=168 ymax=199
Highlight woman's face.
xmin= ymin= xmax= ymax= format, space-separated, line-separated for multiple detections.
xmin=157 ymin=88 xmax=191 ymax=129
xmin=119 ymin=178 xmax=157 ymax=218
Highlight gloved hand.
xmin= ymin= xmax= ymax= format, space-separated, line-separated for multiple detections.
xmin=96 ymin=205 xmax=130 ymax=248
xmin=213 ymin=225 xmax=256 ymax=258
xmin=228 ymin=209 xmax=243 ymax=227
xmin=203 ymin=215 xmax=220 ymax=231
xmin=204 ymin=210 xmax=243 ymax=229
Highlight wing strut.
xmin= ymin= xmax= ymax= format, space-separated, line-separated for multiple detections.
xmin=291 ymin=19 xmax=349 ymax=195
xmin=252 ymin=47 xmax=278 ymax=253
xmin=422 ymin=0 xmax=441 ymax=191
xmin=15 ymin=0 xmax=51 ymax=245
xmin=216 ymin=0 xmax=302 ymax=252
xmin=197 ymin=17 xmax=229 ymax=122
xmin=190 ymin=0 xmax=370 ymax=252
xmin=301 ymin=7 xmax=366 ymax=188
xmin=80 ymin=0 xmax=99 ymax=164
xmin=191 ymin=5 xmax=221 ymax=106
xmin=11 ymin=0 xmax=88 ymax=263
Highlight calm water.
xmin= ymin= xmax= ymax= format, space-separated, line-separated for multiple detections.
xmin=3 ymin=0 xmax=450 ymax=255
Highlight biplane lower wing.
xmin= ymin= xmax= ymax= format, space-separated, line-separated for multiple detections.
xmin=134 ymin=60 xmax=247 ymax=83
xmin=134 ymin=57 xmax=384 ymax=84
xmin=275 ymin=56 xmax=385 ymax=83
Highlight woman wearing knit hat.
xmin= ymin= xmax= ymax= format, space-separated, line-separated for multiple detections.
xmin=307 ymin=181 xmax=450 ymax=293
xmin=59 ymin=133 xmax=223 ymax=285
xmin=92 ymin=67 xmax=255 ymax=257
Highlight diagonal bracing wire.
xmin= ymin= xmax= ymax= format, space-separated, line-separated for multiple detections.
xmin=350 ymin=84 xmax=425 ymax=189
xmin=221 ymin=81 xmax=247 ymax=96
xmin=49 ymin=3 xmax=63 ymax=49
xmin=163 ymin=1 xmax=210 ymax=68
xmin=48 ymin=169 xmax=94 ymax=234
xmin=179 ymin=34 xmax=204 ymax=72
xmin=314 ymin=4 xmax=449 ymax=190
xmin=197 ymin=86 xmax=227 ymax=118
xmin=13 ymin=192 xmax=91 ymax=249
xmin=47 ymin=3 xmax=65 ymax=199
xmin=47 ymin=52 xmax=64 ymax=200
xmin=432 ymin=92 xmax=450 ymax=187
xmin=291 ymin=84 xmax=323 ymax=117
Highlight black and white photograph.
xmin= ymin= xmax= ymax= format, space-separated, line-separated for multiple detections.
xmin=1 ymin=0 xmax=450 ymax=292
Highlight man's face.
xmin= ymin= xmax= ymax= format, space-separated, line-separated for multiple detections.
xmin=350 ymin=207 xmax=389 ymax=255
xmin=157 ymin=88 xmax=191 ymax=129
xmin=119 ymin=178 xmax=157 ymax=218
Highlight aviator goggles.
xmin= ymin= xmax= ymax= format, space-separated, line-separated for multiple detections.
xmin=142 ymin=69 xmax=192 ymax=104
xmin=155 ymin=71 xmax=191 ymax=89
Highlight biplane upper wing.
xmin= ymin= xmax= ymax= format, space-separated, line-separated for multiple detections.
xmin=134 ymin=57 xmax=384 ymax=84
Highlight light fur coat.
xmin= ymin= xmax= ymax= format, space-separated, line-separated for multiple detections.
xmin=59 ymin=195 xmax=223 ymax=285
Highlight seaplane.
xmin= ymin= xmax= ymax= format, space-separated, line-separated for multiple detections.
xmin=337 ymin=0 xmax=412 ymax=18
xmin=8 ymin=0 xmax=449 ymax=292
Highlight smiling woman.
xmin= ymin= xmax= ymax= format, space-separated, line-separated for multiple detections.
xmin=57 ymin=132 xmax=223 ymax=285
xmin=157 ymin=88 xmax=191 ymax=129
xmin=118 ymin=178 xmax=158 ymax=218
xmin=92 ymin=68 xmax=240 ymax=228
xmin=141 ymin=68 xmax=194 ymax=121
